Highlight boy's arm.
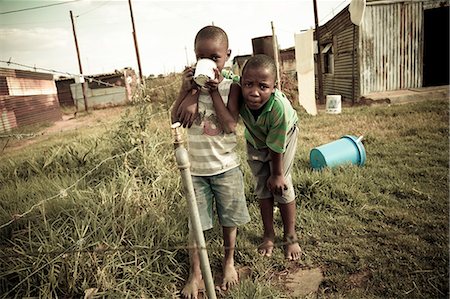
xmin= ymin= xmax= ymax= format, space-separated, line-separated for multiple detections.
xmin=171 ymin=89 xmax=189 ymax=123
xmin=176 ymin=90 xmax=199 ymax=128
xmin=267 ymin=150 xmax=287 ymax=196
xmin=209 ymin=82 xmax=241 ymax=134
xmin=171 ymin=66 xmax=197 ymax=124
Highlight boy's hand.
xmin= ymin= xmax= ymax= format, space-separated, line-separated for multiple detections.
xmin=180 ymin=66 xmax=196 ymax=94
xmin=203 ymin=68 xmax=220 ymax=93
xmin=267 ymin=174 xmax=287 ymax=196
xmin=177 ymin=89 xmax=199 ymax=128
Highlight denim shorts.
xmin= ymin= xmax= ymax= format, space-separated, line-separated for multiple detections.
xmin=191 ymin=166 xmax=251 ymax=231
xmin=246 ymin=124 xmax=298 ymax=204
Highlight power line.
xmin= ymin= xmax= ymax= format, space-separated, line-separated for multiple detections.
xmin=76 ymin=0 xmax=113 ymax=18
xmin=318 ymin=0 xmax=351 ymax=24
xmin=0 ymin=0 xmax=81 ymax=15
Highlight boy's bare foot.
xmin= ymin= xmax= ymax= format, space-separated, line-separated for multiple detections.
xmin=221 ymin=262 xmax=238 ymax=291
xmin=258 ymin=237 xmax=274 ymax=257
xmin=181 ymin=273 xmax=204 ymax=299
xmin=284 ymin=235 xmax=302 ymax=261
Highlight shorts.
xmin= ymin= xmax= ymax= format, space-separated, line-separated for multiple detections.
xmin=191 ymin=166 xmax=251 ymax=231
xmin=246 ymin=124 xmax=298 ymax=204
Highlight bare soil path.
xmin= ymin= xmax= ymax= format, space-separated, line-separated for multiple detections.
xmin=2 ymin=107 xmax=125 ymax=154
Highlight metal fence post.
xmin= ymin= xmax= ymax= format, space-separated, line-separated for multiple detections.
xmin=171 ymin=122 xmax=217 ymax=299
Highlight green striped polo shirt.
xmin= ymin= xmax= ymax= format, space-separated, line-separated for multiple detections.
xmin=240 ymin=89 xmax=298 ymax=154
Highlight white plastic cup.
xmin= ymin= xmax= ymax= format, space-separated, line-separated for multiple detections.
xmin=193 ymin=59 xmax=216 ymax=87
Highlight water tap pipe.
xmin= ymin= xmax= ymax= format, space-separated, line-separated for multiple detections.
xmin=171 ymin=122 xmax=217 ymax=299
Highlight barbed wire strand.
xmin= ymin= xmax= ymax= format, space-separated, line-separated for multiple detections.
xmin=0 ymin=107 xmax=183 ymax=229
xmin=1 ymin=59 xmax=179 ymax=89
xmin=1 ymin=59 xmax=124 ymax=88
xmin=0 ymin=146 xmax=141 ymax=230
xmin=0 ymin=108 xmax=173 ymax=141
xmin=0 ymin=239 xmax=303 ymax=260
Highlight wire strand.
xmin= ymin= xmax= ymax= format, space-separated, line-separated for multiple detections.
xmin=0 ymin=0 xmax=81 ymax=15
xmin=0 ymin=239 xmax=303 ymax=260
xmin=0 ymin=146 xmax=140 ymax=230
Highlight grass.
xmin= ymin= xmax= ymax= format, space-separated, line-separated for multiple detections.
xmin=0 ymin=97 xmax=448 ymax=298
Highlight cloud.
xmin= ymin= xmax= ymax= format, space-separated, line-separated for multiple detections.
xmin=0 ymin=27 xmax=71 ymax=52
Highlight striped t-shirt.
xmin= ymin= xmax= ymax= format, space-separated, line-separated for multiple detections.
xmin=240 ymin=89 xmax=298 ymax=154
xmin=187 ymin=78 xmax=240 ymax=176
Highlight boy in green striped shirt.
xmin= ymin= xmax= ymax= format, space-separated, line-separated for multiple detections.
xmin=240 ymin=54 xmax=301 ymax=261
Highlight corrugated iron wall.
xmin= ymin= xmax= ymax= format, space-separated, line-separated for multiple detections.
xmin=316 ymin=7 xmax=358 ymax=101
xmin=360 ymin=2 xmax=423 ymax=95
xmin=326 ymin=25 xmax=359 ymax=100
xmin=0 ymin=68 xmax=62 ymax=133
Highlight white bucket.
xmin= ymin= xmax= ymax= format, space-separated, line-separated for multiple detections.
xmin=326 ymin=95 xmax=342 ymax=114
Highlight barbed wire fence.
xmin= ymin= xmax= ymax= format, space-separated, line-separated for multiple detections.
xmin=0 ymin=65 xmax=262 ymax=265
xmin=1 ymin=42 xmax=302 ymax=292
xmin=0 ymin=59 xmax=180 ymax=152
xmin=0 ymin=133 xmax=298 ymax=262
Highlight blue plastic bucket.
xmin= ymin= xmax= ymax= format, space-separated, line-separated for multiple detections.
xmin=310 ymin=135 xmax=366 ymax=170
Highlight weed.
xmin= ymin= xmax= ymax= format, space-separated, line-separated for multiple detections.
xmin=0 ymin=99 xmax=448 ymax=298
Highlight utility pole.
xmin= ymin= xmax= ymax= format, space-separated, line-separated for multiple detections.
xmin=128 ymin=0 xmax=143 ymax=83
xmin=70 ymin=10 xmax=88 ymax=113
xmin=313 ymin=0 xmax=324 ymax=104
xmin=271 ymin=21 xmax=282 ymax=91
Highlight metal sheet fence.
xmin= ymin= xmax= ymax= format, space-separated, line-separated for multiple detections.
xmin=360 ymin=2 xmax=424 ymax=95
xmin=0 ymin=68 xmax=62 ymax=133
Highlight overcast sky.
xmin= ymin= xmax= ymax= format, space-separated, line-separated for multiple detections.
xmin=0 ymin=0 xmax=350 ymax=77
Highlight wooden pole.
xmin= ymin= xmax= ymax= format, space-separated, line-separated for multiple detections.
xmin=128 ymin=0 xmax=143 ymax=83
xmin=70 ymin=10 xmax=88 ymax=113
xmin=271 ymin=21 xmax=282 ymax=91
xmin=313 ymin=0 xmax=324 ymax=104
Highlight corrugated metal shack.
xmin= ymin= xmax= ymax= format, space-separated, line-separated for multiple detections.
xmin=232 ymin=43 xmax=295 ymax=75
xmin=315 ymin=0 xmax=449 ymax=101
xmin=280 ymin=47 xmax=296 ymax=75
xmin=56 ymin=68 xmax=137 ymax=111
xmin=0 ymin=68 xmax=62 ymax=133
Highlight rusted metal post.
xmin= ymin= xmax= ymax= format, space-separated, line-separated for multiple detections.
xmin=313 ymin=0 xmax=325 ymax=104
xmin=70 ymin=10 xmax=88 ymax=113
xmin=271 ymin=21 xmax=282 ymax=91
xmin=171 ymin=122 xmax=217 ymax=299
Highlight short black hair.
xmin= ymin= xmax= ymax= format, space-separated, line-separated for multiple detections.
xmin=242 ymin=54 xmax=277 ymax=78
xmin=194 ymin=25 xmax=229 ymax=48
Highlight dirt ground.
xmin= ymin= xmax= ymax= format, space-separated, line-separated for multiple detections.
xmin=2 ymin=107 xmax=126 ymax=153
xmin=46 ymin=106 xmax=126 ymax=134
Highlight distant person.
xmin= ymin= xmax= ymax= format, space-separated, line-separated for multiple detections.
xmin=171 ymin=25 xmax=250 ymax=299
xmin=239 ymin=54 xmax=302 ymax=261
